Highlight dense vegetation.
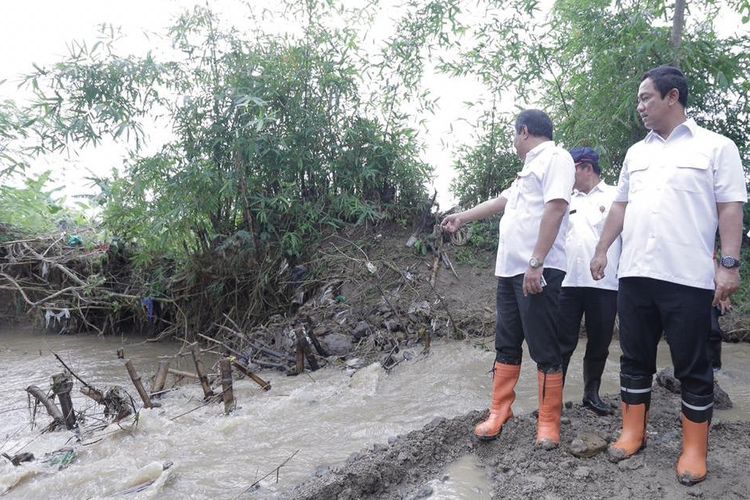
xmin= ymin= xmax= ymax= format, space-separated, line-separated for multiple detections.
xmin=1 ymin=0 xmax=749 ymax=336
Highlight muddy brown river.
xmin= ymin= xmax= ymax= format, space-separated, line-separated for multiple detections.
xmin=1 ymin=326 xmax=749 ymax=499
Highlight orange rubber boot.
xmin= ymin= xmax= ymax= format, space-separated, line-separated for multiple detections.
xmin=536 ymin=371 xmax=563 ymax=449
xmin=676 ymin=416 xmax=709 ymax=486
xmin=608 ymin=402 xmax=648 ymax=462
xmin=474 ymin=362 xmax=521 ymax=440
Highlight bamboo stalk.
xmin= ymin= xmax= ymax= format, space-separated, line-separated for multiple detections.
xmin=51 ymin=373 xmax=77 ymax=430
xmin=219 ymin=358 xmax=235 ymax=414
xmin=26 ymin=385 xmax=64 ymax=429
xmin=125 ymin=360 xmax=153 ymax=409
xmin=191 ymin=347 xmax=215 ymax=400
xmin=151 ymin=360 xmax=170 ymax=394
xmin=231 ymin=360 xmax=271 ymax=391
xmin=167 ymin=367 xmax=200 ymax=380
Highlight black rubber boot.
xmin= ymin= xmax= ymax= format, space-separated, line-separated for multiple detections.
xmin=582 ymin=359 xmax=612 ymax=416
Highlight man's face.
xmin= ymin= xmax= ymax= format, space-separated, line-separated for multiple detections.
xmin=637 ymin=78 xmax=672 ymax=132
xmin=573 ymin=163 xmax=588 ymax=190
xmin=513 ymin=126 xmax=528 ymax=159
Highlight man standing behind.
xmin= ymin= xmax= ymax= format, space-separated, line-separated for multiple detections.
xmin=591 ymin=66 xmax=746 ymax=486
xmin=442 ymin=109 xmax=575 ymax=449
xmin=558 ymin=147 xmax=621 ymax=416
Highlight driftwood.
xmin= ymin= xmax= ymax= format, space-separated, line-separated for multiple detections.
xmin=26 ymin=385 xmax=64 ymax=430
xmin=191 ymin=347 xmax=215 ymax=400
xmin=231 ymin=360 xmax=271 ymax=391
xmin=219 ymin=358 xmax=235 ymax=414
xmin=151 ymin=360 xmax=170 ymax=394
xmin=125 ymin=360 xmax=153 ymax=409
xmin=51 ymin=373 xmax=77 ymax=430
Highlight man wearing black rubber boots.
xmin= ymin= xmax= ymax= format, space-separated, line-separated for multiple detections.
xmin=591 ymin=66 xmax=746 ymax=486
xmin=558 ymin=147 xmax=620 ymax=416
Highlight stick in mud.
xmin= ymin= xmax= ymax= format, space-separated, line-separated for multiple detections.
xmin=191 ymin=347 xmax=215 ymax=400
xmin=219 ymin=358 xmax=235 ymax=414
xmin=26 ymin=385 xmax=64 ymax=429
xmin=231 ymin=359 xmax=271 ymax=391
xmin=51 ymin=373 xmax=77 ymax=430
xmin=124 ymin=360 xmax=153 ymax=409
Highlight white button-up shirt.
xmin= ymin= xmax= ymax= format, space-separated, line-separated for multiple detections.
xmin=562 ymin=181 xmax=620 ymax=290
xmin=615 ymin=118 xmax=747 ymax=290
xmin=495 ymin=141 xmax=575 ymax=277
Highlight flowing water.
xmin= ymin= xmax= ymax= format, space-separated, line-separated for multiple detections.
xmin=1 ymin=326 xmax=749 ymax=499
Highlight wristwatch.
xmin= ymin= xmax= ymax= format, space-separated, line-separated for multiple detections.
xmin=720 ymin=256 xmax=741 ymax=269
xmin=529 ymin=257 xmax=543 ymax=269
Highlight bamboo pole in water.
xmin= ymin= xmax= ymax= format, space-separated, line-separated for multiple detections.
xmin=26 ymin=385 xmax=64 ymax=429
xmin=151 ymin=360 xmax=170 ymax=394
xmin=125 ymin=360 xmax=153 ymax=409
xmin=191 ymin=347 xmax=215 ymax=400
xmin=167 ymin=367 xmax=200 ymax=379
xmin=219 ymin=358 xmax=235 ymax=414
xmin=51 ymin=373 xmax=77 ymax=430
xmin=231 ymin=360 xmax=271 ymax=391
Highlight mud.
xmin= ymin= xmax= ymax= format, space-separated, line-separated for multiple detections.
xmin=290 ymin=385 xmax=750 ymax=499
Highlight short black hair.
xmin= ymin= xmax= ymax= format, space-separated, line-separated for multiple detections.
xmin=642 ymin=66 xmax=688 ymax=107
xmin=515 ymin=109 xmax=553 ymax=141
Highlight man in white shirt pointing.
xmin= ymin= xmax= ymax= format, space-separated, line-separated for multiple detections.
xmin=442 ymin=109 xmax=574 ymax=449
xmin=558 ymin=147 xmax=620 ymax=416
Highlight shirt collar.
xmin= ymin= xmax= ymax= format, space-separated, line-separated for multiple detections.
xmin=573 ymin=180 xmax=606 ymax=196
xmin=524 ymin=140 xmax=554 ymax=164
xmin=644 ymin=118 xmax=697 ymax=143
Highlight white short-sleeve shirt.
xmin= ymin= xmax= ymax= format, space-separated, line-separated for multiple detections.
xmin=562 ymin=182 xmax=621 ymax=290
xmin=615 ymin=118 xmax=747 ymax=290
xmin=495 ymin=141 xmax=575 ymax=277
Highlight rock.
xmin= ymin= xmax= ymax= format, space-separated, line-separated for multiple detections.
xmin=568 ymin=432 xmax=608 ymax=458
xmin=656 ymin=367 xmax=680 ymax=394
xmin=320 ymin=333 xmax=353 ymax=356
xmin=714 ymin=380 xmax=733 ymax=409
xmin=617 ymin=455 xmax=644 ymax=471
xmin=412 ymin=485 xmax=434 ymax=498
xmin=573 ymin=466 xmax=591 ymax=479
xmin=561 ymin=416 xmax=571 ymax=425
xmin=564 ymin=401 xmax=573 ymax=409
xmin=345 ymin=357 xmax=366 ymax=369
xmin=352 ymin=321 xmax=372 ymax=340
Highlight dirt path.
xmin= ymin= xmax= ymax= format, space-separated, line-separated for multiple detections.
xmin=289 ymin=385 xmax=750 ymax=499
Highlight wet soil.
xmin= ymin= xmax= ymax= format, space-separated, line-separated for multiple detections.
xmin=290 ymin=385 xmax=750 ymax=499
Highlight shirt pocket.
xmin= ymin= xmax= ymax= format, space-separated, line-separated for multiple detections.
xmin=628 ymin=163 xmax=650 ymax=194
xmin=671 ymin=154 xmax=712 ymax=193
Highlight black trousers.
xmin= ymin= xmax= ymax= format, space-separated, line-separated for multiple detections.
xmin=557 ymin=287 xmax=618 ymax=380
xmin=494 ymin=269 xmax=565 ymax=373
xmin=618 ymin=277 xmax=714 ymax=423
xmin=708 ymin=306 xmax=723 ymax=370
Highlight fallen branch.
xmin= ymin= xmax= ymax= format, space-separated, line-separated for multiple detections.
xmin=26 ymin=385 xmax=64 ymax=430
xmin=233 ymin=449 xmax=300 ymax=498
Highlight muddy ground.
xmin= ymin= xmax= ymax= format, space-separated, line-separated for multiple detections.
xmin=290 ymin=385 xmax=750 ymax=499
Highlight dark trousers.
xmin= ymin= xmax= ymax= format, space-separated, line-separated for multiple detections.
xmin=494 ymin=269 xmax=565 ymax=373
xmin=708 ymin=306 xmax=723 ymax=370
xmin=618 ymin=277 xmax=714 ymax=423
xmin=558 ymin=287 xmax=618 ymax=385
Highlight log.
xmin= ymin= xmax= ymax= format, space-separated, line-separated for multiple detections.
xmin=26 ymin=385 xmax=64 ymax=429
xmin=219 ymin=358 xmax=235 ymax=414
xmin=51 ymin=373 xmax=77 ymax=430
xmin=151 ymin=360 xmax=170 ymax=394
xmin=191 ymin=348 xmax=215 ymax=400
xmin=81 ymin=386 xmax=105 ymax=404
xmin=167 ymin=367 xmax=200 ymax=380
xmin=231 ymin=360 xmax=271 ymax=391
xmin=125 ymin=360 xmax=153 ymax=409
